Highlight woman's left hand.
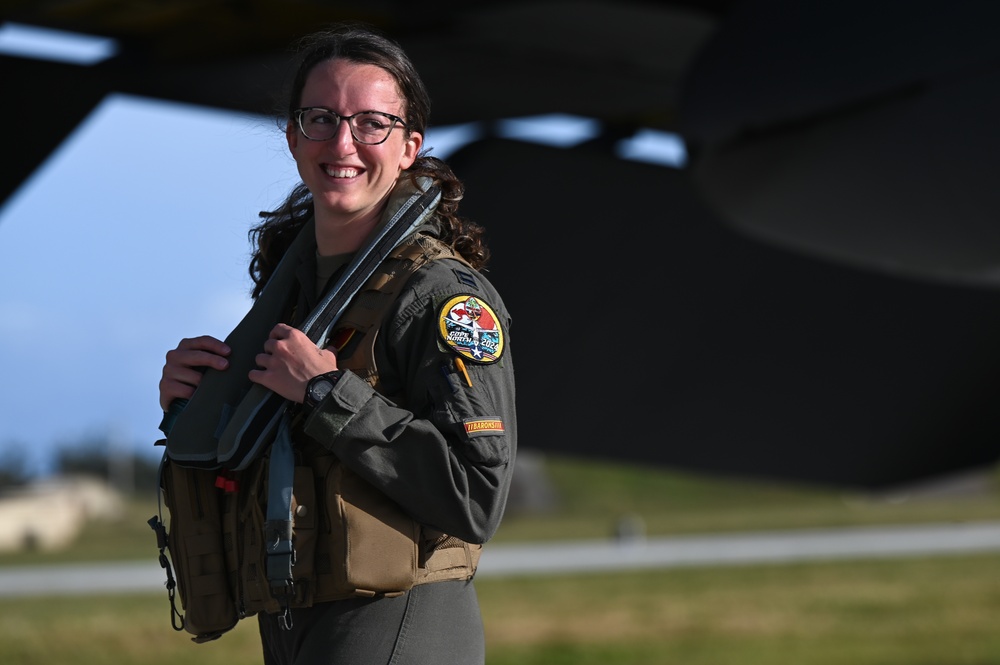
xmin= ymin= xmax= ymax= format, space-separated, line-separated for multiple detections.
xmin=248 ymin=323 xmax=339 ymax=402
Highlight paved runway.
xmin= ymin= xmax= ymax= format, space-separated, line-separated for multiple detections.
xmin=3 ymin=520 xmax=1000 ymax=598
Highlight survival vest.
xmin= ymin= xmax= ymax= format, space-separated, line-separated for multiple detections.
xmin=152 ymin=233 xmax=481 ymax=642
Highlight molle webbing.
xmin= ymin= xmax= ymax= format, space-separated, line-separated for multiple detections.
xmin=234 ymin=233 xmax=480 ymax=616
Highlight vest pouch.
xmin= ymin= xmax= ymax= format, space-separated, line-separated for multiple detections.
xmin=236 ymin=461 xmax=319 ymax=614
xmin=330 ymin=464 xmax=420 ymax=596
xmin=289 ymin=464 xmax=319 ymax=603
xmin=232 ymin=459 xmax=275 ymax=615
xmin=160 ymin=458 xmax=239 ymax=642
xmin=417 ymin=528 xmax=482 ymax=584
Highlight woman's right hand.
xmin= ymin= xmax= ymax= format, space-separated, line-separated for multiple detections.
xmin=158 ymin=335 xmax=231 ymax=411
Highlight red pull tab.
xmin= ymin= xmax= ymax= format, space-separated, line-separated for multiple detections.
xmin=215 ymin=472 xmax=240 ymax=493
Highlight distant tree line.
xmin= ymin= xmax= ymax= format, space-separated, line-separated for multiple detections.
xmin=0 ymin=435 xmax=161 ymax=495
xmin=0 ymin=446 xmax=31 ymax=488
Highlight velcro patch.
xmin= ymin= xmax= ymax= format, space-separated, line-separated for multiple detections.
xmin=437 ymin=294 xmax=505 ymax=364
xmin=452 ymin=268 xmax=479 ymax=288
xmin=463 ymin=418 xmax=505 ymax=436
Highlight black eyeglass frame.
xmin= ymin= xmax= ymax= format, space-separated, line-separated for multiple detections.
xmin=293 ymin=107 xmax=409 ymax=145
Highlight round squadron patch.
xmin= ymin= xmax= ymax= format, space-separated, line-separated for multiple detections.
xmin=437 ymin=294 xmax=505 ymax=363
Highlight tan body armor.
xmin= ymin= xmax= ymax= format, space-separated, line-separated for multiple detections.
xmin=224 ymin=234 xmax=482 ymax=618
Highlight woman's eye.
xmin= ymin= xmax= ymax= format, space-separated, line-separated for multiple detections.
xmin=357 ymin=115 xmax=387 ymax=130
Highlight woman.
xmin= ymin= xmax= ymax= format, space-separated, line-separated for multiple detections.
xmin=158 ymin=24 xmax=516 ymax=665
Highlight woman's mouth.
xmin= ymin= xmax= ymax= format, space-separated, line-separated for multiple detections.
xmin=323 ymin=165 xmax=360 ymax=178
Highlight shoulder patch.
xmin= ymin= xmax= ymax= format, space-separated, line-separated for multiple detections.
xmin=437 ymin=294 xmax=506 ymax=364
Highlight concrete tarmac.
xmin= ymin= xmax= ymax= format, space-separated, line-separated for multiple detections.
xmin=2 ymin=520 xmax=1000 ymax=598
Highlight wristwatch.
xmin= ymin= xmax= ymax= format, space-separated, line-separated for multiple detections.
xmin=303 ymin=370 xmax=343 ymax=410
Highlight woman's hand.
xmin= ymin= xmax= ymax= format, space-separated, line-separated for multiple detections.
xmin=158 ymin=335 xmax=231 ymax=411
xmin=249 ymin=323 xmax=339 ymax=403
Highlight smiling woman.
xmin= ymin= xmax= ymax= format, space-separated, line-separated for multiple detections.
xmin=284 ymin=58 xmax=422 ymax=255
xmin=0 ymin=81 xmax=473 ymax=478
xmin=154 ymin=24 xmax=517 ymax=665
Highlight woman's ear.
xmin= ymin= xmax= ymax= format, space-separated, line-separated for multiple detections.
xmin=400 ymin=131 xmax=423 ymax=170
xmin=286 ymin=121 xmax=298 ymax=154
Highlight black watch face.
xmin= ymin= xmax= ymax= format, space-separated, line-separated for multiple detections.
xmin=309 ymin=378 xmax=334 ymax=403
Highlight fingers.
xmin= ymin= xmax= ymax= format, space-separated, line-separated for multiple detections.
xmin=170 ymin=336 xmax=230 ymax=369
xmin=249 ymin=326 xmax=339 ymax=402
xmin=158 ymin=375 xmax=197 ymax=411
xmin=268 ymin=323 xmax=295 ymax=340
xmin=262 ymin=325 xmax=310 ymax=359
xmin=177 ymin=335 xmax=231 ymax=357
xmin=253 ymin=350 xmax=274 ymax=370
xmin=159 ymin=336 xmax=231 ymax=410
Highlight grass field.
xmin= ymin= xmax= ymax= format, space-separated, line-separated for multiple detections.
xmin=2 ymin=453 xmax=1000 ymax=664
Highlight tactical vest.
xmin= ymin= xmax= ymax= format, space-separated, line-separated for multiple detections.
xmin=223 ymin=233 xmax=482 ymax=618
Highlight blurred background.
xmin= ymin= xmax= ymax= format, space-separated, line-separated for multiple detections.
xmin=2 ymin=1 xmax=1000 ymax=663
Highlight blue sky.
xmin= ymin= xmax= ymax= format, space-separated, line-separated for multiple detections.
xmin=0 ymin=23 xmax=685 ymax=475
xmin=0 ymin=95 xmax=302 ymax=472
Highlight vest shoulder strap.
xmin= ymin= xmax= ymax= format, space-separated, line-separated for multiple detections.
xmin=334 ymin=234 xmax=466 ymax=391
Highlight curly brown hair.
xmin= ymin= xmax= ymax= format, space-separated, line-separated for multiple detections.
xmin=248 ymin=24 xmax=489 ymax=300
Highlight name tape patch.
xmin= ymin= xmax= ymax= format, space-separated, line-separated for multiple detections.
xmin=463 ymin=418 xmax=505 ymax=436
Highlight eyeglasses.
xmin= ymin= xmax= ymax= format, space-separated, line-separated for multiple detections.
xmin=293 ymin=107 xmax=408 ymax=145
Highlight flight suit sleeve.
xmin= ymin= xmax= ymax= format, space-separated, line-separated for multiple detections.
xmin=299 ymin=260 xmax=517 ymax=544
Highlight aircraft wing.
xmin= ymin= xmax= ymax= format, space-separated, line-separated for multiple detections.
xmin=2 ymin=0 xmax=998 ymax=489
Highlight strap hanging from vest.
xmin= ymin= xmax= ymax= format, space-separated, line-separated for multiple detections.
xmin=265 ymin=410 xmax=296 ymax=630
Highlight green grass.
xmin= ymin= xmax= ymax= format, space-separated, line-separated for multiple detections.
xmin=2 ymin=454 xmax=1000 ymax=664
xmin=495 ymin=454 xmax=1000 ymax=542
xmin=478 ymin=555 xmax=1000 ymax=665
xmin=2 ymin=555 xmax=999 ymax=665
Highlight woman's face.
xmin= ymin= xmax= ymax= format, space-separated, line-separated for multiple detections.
xmin=287 ymin=59 xmax=422 ymax=227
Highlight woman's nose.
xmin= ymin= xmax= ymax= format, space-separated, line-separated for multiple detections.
xmin=330 ymin=118 xmax=356 ymax=150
